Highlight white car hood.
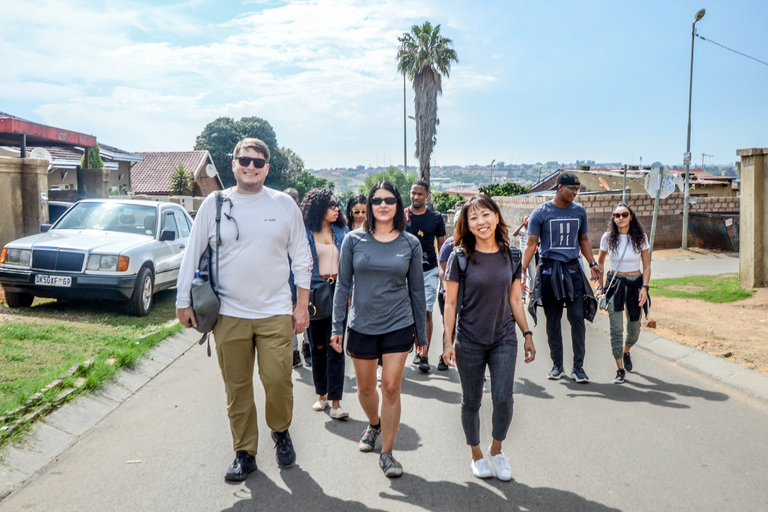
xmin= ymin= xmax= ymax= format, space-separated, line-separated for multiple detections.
xmin=10 ymin=229 xmax=151 ymax=253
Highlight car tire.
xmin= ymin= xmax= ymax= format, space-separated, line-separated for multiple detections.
xmin=5 ymin=291 xmax=34 ymax=308
xmin=126 ymin=266 xmax=154 ymax=317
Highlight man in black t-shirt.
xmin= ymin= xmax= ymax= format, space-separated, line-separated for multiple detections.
xmin=406 ymin=180 xmax=446 ymax=372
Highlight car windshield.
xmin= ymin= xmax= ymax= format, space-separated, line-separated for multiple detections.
xmin=55 ymin=202 xmax=158 ymax=236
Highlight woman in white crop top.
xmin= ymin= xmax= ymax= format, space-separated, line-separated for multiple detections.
xmin=596 ymin=203 xmax=651 ymax=384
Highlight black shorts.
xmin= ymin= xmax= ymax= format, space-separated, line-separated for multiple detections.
xmin=347 ymin=324 xmax=415 ymax=360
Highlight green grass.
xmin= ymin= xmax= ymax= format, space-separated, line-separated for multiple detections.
xmin=650 ymin=273 xmax=754 ymax=303
xmin=0 ymin=289 xmax=183 ymax=444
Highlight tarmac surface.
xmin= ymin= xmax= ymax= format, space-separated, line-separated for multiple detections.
xmin=1 ymin=252 xmax=766 ymax=511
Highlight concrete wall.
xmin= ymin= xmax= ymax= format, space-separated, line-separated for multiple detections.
xmin=737 ymin=147 xmax=768 ymax=288
xmin=80 ymin=167 xmax=110 ymax=199
xmin=495 ymin=193 xmax=740 ymax=251
xmin=0 ymin=156 xmax=49 ymax=250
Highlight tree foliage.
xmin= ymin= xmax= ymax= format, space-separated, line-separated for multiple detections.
xmin=80 ymin=145 xmax=104 ymax=169
xmin=430 ymin=192 xmax=465 ymax=214
xmin=479 ymin=182 xmax=530 ymax=197
xmin=170 ymin=164 xmax=194 ymax=196
xmin=359 ymin=167 xmax=418 ymax=207
xmin=397 ymin=21 xmax=458 ymax=184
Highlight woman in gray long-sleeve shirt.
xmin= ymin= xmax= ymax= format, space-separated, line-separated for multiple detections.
xmin=330 ymin=181 xmax=427 ymax=478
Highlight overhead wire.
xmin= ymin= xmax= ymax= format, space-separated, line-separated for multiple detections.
xmin=696 ymin=33 xmax=768 ymax=68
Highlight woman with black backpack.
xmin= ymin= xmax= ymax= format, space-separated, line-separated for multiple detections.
xmin=442 ymin=195 xmax=536 ymax=482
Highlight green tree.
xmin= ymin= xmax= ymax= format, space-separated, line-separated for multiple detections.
xmin=397 ymin=21 xmax=458 ymax=184
xmin=292 ymin=170 xmax=334 ymax=200
xmin=479 ymin=182 xmax=530 ymax=197
xmin=359 ymin=167 xmax=418 ymax=207
xmin=80 ymin=145 xmax=104 ymax=169
xmin=430 ymin=191 xmax=464 ymax=214
xmin=194 ymin=116 xmax=290 ymax=188
xmin=169 ymin=164 xmax=194 ymax=196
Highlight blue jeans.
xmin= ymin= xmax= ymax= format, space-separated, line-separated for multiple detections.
xmin=455 ymin=334 xmax=519 ymax=447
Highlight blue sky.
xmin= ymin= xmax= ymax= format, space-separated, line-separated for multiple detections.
xmin=2 ymin=0 xmax=766 ymax=169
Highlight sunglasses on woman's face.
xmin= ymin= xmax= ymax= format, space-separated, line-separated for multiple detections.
xmin=613 ymin=212 xmax=630 ymax=219
xmin=237 ymin=156 xmax=267 ymax=168
xmin=371 ymin=197 xmax=397 ymax=205
xmin=353 ymin=209 xmax=366 ymax=215
xmin=328 ymin=201 xmax=341 ymax=210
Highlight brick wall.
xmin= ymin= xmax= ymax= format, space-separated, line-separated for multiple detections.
xmin=495 ymin=193 xmax=740 ymax=250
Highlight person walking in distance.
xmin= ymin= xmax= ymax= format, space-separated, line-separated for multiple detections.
xmin=330 ymin=181 xmax=427 ymax=478
xmin=522 ymin=172 xmax=600 ymax=383
xmin=512 ymin=215 xmax=536 ymax=302
xmin=405 ymin=180 xmax=446 ymax=372
xmin=442 ymin=196 xmax=535 ymax=481
xmin=596 ymin=203 xmax=651 ymax=384
xmin=177 ymin=138 xmax=312 ymax=481
xmin=346 ymin=194 xmax=367 ymax=231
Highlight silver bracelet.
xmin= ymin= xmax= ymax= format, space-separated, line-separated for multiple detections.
xmin=442 ymin=344 xmax=453 ymax=348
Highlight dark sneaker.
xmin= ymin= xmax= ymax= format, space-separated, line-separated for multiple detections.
xmin=292 ymin=350 xmax=302 ymax=369
xmin=225 ymin=450 xmax=257 ymax=481
xmin=302 ymin=343 xmax=312 ymax=368
xmin=547 ymin=366 xmax=565 ymax=380
xmin=358 ymin=424 xmax=381 ymax=452
xmin=623 ymin=352 xmax=633 ymax=372
xmin=379 ymin=452 xmax=403 ymax=478
xmin=418 ymin=356 xmax=430 ymax=373
xmin=271 ymin=430 xmax=296 ymax=467
xmin=412 ymin=353 xmax=421 ymax=365
xmin=437 ymin=356 xmax=449 ymax=371
xmin=571 ymin=367 xmax=589 ymax=383
xmin=613 ymin=369 xmax=626 ymax=384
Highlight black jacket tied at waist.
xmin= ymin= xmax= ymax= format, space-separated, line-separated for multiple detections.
xmin=605 ymin=273 xmax=650 ymax=322
xmin=528 ymin=258 xmax=597 ymax=326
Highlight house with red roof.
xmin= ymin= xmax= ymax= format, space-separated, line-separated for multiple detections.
xmin=131 ymin=151 xmax=224 ymax=198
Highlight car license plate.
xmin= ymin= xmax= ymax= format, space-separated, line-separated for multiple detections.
xmin=35 ymin=275 xmax=72 ymax=287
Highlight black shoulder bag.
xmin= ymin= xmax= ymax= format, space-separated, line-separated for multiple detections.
xmin=191 ymin=191 xmax=223 ymax=356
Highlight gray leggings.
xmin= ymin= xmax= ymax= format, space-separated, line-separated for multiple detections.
xmin=607 ymin=291 xmax=641 ymax=360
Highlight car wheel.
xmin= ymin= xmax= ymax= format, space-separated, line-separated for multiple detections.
xmin=5 ymin=291 xmax=34 ymax=308
xmin=126 ymin=266 xmax=154 ymax=316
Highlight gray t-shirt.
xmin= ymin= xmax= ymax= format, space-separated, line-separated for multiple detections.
xmin=332 ymin=230 xmax=428 ymax=345
xmin=445 ymin=249 xmax=522 ymax=345
xmin=527 ymin=200 xmax=588 ymax=263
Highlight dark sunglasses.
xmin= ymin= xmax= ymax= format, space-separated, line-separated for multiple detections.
xmin=352 ymin=209 xmax=366 ymax=215
xmin=237 ymin=156 xmax=267 ymax=168
xmin=613 ymin=212 xmax=630 ymax=219
xmin=371 ymin=197 xmax=397 ymax=205
xmin=328 ymin=201 xmax=341 ymax=210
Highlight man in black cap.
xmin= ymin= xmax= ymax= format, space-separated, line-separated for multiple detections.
xmin=522 ymin=172 xmax=600 ymax=383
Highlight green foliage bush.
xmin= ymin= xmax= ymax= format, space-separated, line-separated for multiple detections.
xmin=80 ymin=145 xmax=104 ymax=169
xmin=479 ymin=182 xmax=529 ymax=197
xmin=170 ymin=164 xmax=194 ymax=196
xmin=431 ymin=192 xmax=464 ymax=214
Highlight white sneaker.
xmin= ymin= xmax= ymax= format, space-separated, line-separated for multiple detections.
xmin=330 ymin=406 xmax=349 ymax=419
xmin=471 ymin=458 xmax=493 ymax=479
xmin=376 ymin=366 xmax=382 ymax=382
xmin=312 ymin=399 xmax=328 ymax=411
xmin=487 ymin=446 xmax=513 ymax=481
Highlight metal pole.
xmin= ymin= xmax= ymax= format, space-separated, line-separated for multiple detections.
xmin=622 ymin=164 xmax=628 ymax=202
xmin=649 ymin=171 xmax=663 ymax=261
xmin=682 ymin=19 xmax=697 ymax=250
xmin=403 ymin=74 xmax=407 ymax=174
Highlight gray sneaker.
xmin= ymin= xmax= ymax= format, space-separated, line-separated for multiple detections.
xmin=412 ymin=353 xmax=421 ymax=365
xmin=358 ymin=424 xmax=381 ymax=452
xmin=547 ymin=366 xmax=565 ymax=380
xmin=379 ymin=452 xmax=403 ymax=478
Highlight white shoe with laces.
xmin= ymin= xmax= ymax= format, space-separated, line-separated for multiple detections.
xmin=487 ymin=446 xmax=513 ymax=481
xmin=471 ymin=458 xmax=493 ymax=479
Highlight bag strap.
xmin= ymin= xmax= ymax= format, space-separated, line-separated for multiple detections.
xmin=404 ymin=207 xmax=411 ymax=226
xmin=605 ymin=239 xmax=631 ymax=293
xmin=199 ymin=191 xmax=224 ymax=357
xmin=454 ymin=247 xmax=469 ymax=332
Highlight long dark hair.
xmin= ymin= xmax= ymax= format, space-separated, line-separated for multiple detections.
xmin=301 ymin=188 xmax=347 ymax=232
xmin=606 ymin=203 xmax=646 ymax=253
xmin=454 ymin=196 xmax=510 ymax=263
xmin=346 ymin=194 xmax=367 ymax=228
xmin=365 ymin=181 xmax=406 ymax=232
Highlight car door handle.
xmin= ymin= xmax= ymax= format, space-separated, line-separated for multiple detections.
xmin=179 ymin=244 xmax=185 ymax=250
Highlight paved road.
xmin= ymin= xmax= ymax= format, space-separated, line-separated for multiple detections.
xmin=650 ymin=252 xmax=739 ymax=280
xmin=2 ymin=292 xmax=767 ymax=511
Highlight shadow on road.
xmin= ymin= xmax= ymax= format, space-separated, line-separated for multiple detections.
xmin=322 ymin=418 xmax=422 ymax=452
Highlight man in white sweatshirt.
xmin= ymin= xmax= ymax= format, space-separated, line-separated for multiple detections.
xmin=176 ymin=138 xmax=312 ymax=481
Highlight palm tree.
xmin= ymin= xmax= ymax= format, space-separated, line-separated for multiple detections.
xmin=397 ymin=21 xmax=458 ymax=183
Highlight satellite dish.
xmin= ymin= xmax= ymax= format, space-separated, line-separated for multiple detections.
xmin=29 ymin=148 xmax=52 ymax=161
xmin=205 ymin=164 xmax=216 ymax=178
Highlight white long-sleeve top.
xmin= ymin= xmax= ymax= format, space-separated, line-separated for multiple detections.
xmin=176 ymin=187 xmax=312 ymax=319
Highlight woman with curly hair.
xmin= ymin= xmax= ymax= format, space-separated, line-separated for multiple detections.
xmin=346 ymin=194 xmax=367 ymax=231
xmin=596 ymin=203 xmax=651 ymax=384
xmin=442 ymin=195 xmax=535 ymax=481
xmin=301 ymin=188 xmax=350 ymax=418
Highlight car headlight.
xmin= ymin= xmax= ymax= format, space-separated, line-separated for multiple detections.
xmin=86 ymin=255 xmax=130 ymax=271
xmin=1 ymin=248 xmax=31 ymax=267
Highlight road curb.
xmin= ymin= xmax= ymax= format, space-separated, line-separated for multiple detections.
xmin=588 ymin=313 xmax=768 ymax=404
xmin=0 ymin=327 xmax=200 ymax=500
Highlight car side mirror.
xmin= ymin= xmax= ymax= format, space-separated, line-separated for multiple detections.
xmin=159 ymin=230 xmax=176 ymax=242
xmin=41 ymin=224 xmax=52 ymax=233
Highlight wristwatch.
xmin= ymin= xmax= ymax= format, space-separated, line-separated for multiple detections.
xmin=523 ymin=330 xmax=533 ymax=337
xmin=589 ymin=261 xmax=598 ymax=268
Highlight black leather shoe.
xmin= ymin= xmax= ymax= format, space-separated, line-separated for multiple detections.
xmin=225 ymin=450 xmax=257 ymax=481
xmin=418 ymin=356 xmax=430 ymax=373
xmin=272 ymin=430 xmax=296 ymax=467
xmin=437 ymin=356 xmax=449 ymax=371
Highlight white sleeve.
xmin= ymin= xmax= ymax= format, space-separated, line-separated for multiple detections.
xmin=175 ymin=195 xmax=216 ymax=308
xmin=641 ymin=233 xmax=650 ymax=252
xmin=599 ymin=232 xmax=609 ymax=252
xmin=287 ymin=200 xmax=312 ymax=290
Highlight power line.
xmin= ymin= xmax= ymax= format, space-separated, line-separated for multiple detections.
xmin=696 ymin=33 xmax=768 ymax=68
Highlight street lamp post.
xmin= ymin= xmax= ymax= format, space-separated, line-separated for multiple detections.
xmin=682 ymin=8 xmax=706 ymax=250
xmin=403 ymin=74 xmax=407 ymax=174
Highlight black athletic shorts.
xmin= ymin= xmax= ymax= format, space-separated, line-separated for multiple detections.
xmin=347 ymin=324 xmax=415 ymax=360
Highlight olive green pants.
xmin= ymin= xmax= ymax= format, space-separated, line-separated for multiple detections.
xmin=607 ymin=294 xmax=641 ymax=360
xmin=213 ymin=314 xmax=294 ymax=455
